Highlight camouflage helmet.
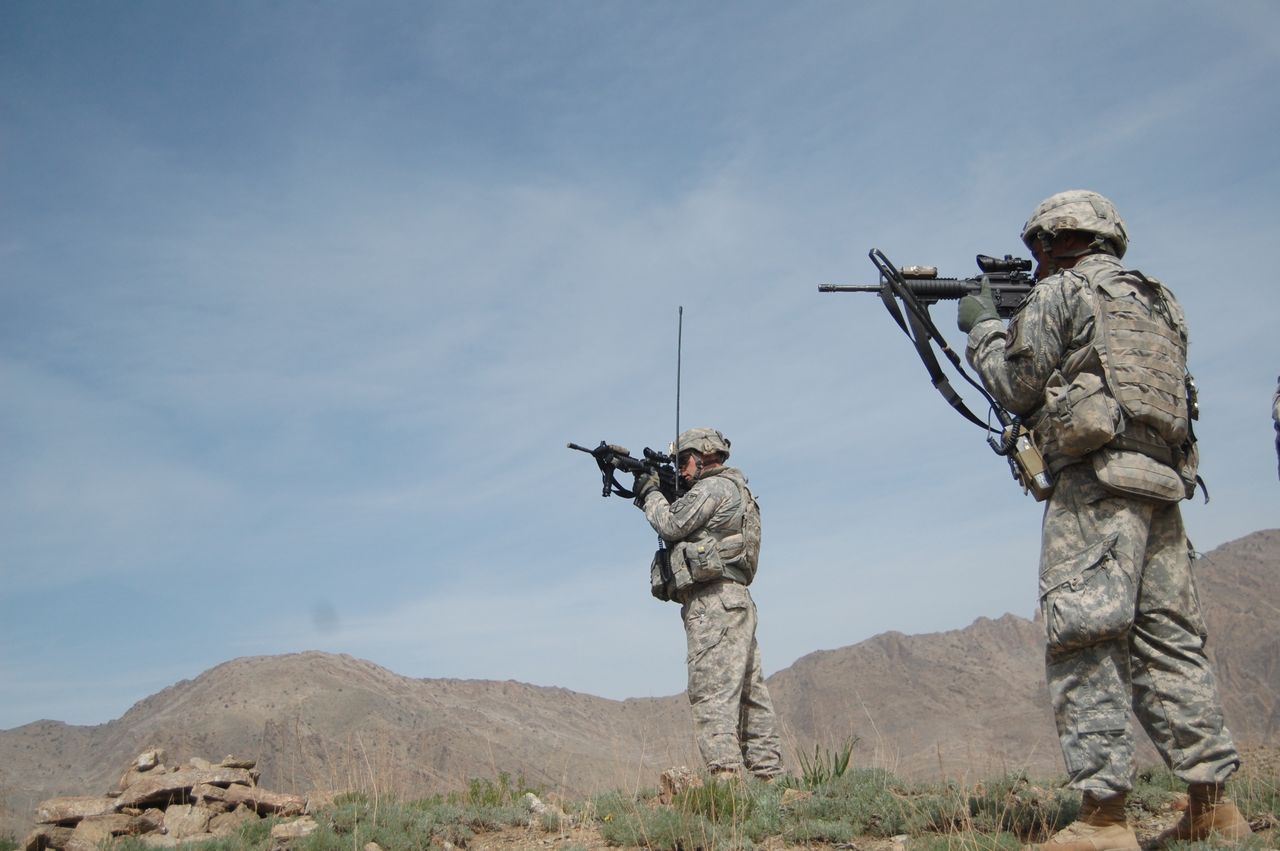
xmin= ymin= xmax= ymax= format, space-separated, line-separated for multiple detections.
xmin=673 ymin=427 xmax=731 ymax=461
xmin=1020 ymin=190 xmax=1129 ymax=259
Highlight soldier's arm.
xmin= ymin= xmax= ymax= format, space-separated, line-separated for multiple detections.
xmin=640 ymin=484 xmax=721 ymax=541
xmin=965 ymin=277 xmax=1089 ymax=416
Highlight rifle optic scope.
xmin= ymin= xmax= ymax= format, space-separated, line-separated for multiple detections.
xmin=976 ymin=254 xmax=1032 ymax=274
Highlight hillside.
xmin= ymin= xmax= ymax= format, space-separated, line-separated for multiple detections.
xmin=3 ymin=529 xmax=1276 ymax=839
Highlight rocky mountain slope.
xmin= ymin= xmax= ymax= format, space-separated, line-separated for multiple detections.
xmin=3 ymin=529 xmax=1276 ymax=838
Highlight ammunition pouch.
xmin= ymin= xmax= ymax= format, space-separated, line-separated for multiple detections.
xmin=1040 ymin=370 xmax=1124 ymax=458
xmin=1091 ymin=447 xmax=1185 ymax=504
xmin=677 ymin=539 xmax=751 ymax=585
xmin=650 ymin=547 xmax=694 ymax=602
xmin=1039 ymin=532 xmax=1135 ymax=653
xmin=681 ymin=538 xmax=727 ymax=583
xmin=651 ymin=538 xmax=751 ymax=601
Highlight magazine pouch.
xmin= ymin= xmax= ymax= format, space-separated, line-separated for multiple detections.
xmin=682 ymin=538 xmax=728 ymax=583
xmin=1041 ymin=370 xmax=1124 ymax=457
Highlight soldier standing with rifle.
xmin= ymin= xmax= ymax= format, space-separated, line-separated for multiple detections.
xmin=632 ymin=427 xmax=783 ymax=781
xmin=957 ymin=191 xmax=1251 ymax=851
xmin=1273 ymin=376 xmax=1279 ymax=479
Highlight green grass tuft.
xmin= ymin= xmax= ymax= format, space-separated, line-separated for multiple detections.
xmin=791 ymin=734 xmax=859 ymax=789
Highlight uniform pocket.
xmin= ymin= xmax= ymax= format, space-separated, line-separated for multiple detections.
xmin=1040 ymin=532 xmax=1135 ymax=653
xmin=684 ymin=596 xmax=725 ymax=665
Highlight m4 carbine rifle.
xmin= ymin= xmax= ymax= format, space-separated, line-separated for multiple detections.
xmin=567 ymin=441 xmax=681 ymax=501
xmin=819 ymin=253 xmax=1034 ymax=317
xmin=819 ymin=249 xmax=1053 ymax=501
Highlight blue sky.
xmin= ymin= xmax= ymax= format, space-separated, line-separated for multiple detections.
xmin=2 ymin=2 xmax=1278 ymax=731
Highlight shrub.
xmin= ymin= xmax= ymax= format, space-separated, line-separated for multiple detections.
xmin=966 ymin=774 xmax=1078 ymax=837
xmin=793 ymin=735 xmax=859 ymax=789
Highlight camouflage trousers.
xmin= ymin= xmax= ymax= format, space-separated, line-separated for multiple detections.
xmin=1039 ymin=464 xmax=1240 ymax=796
xmin=680 ymin=579 xmax=783 ymax=777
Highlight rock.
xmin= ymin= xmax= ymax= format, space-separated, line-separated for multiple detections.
xmin=658 ymin=766 xmax=703 ymax=805
xmin=116 ymin=767 xmax=256 ymax=808
xmin=209 ymin=805 xmax=260 ymax=837
xmin=780 ymin=788 xmax=813 ymax=809
xmin=63 ymin=814 xmax=141 ymax=851
xmin=364 ymin=844 xmax=383 ymax=851
xmin=35 ymin=797 xmax=118 ymax=827
xmin=220 ymin=784 xmax=306 ymax=816
xmin=303 ymin=789 xmax=341 ymax=814
xmin=190 ymin=783 xmax=229 ymax=805
xmin=270 ymin=816 xmax=318 ymax=841
xmin=21 ymin=825 xmax=72 ymax=851
xmin=163 ymin=804 xmax=213 ymax=839
xmin=117 ymin=768 xmax=148 ymax=792
xmin=136 ymin=809 xmax=166 ymax=833
xmin=75 ymin=814 xmax=139 ymax=839
xmin=522 ymin=793 xmax=574 ymax=827
xmin=27 ymin=750 xmax=303 ymax=848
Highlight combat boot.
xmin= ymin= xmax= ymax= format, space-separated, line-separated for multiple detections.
xmin=1154 ymin=783 xmax=1252 ymax=845
xmin=1032 ymin=792 xmax=1139 ymax=851
xmin=709 ymin=767 xmax=742 ymax=783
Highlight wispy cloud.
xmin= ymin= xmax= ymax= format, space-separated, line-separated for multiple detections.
xmin=2 ymin=1 xmax=1278 ymax=730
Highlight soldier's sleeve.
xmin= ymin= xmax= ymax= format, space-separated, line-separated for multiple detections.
xmin=964 ymin=277 xmax=1080 ymax=417
xmin=641 ymin=483 xmax=720 ymax=542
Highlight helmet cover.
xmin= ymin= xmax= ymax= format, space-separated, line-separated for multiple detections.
xmin=1021 ymin=190 xmax=1129 ymax=258
xmin=673 ymin=427 xmax=731 ymax=461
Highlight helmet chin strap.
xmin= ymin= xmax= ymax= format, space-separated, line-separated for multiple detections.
xmin=1037 ymin=231 xmax=1112 ymax=275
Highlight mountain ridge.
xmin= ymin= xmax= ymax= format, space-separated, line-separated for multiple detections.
xmin=3 ymin=529 xmax=1276 ymax=839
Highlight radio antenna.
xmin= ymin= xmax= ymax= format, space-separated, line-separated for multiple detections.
xmin=675 ymin=306 xmax=683 ymax=477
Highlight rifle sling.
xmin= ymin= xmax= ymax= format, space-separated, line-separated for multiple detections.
xmin=879 ymin=279 xmax=992 ymax=430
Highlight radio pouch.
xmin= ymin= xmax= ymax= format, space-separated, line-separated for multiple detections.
xmin=650 ymin=545 xmax=695 ymax=601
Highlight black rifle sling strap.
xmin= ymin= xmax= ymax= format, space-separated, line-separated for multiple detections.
xmin=869 ymin=249 xmax=1009 ymax=431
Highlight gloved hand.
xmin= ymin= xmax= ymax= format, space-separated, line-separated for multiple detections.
xmin=957 ymin=280 xmax=998 ymax=333
xmin=632 ymin=470 xmax=660 ymax=500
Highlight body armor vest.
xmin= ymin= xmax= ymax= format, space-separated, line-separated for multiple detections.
xmin=1089 ymin=260 xmax=1190 ymax=448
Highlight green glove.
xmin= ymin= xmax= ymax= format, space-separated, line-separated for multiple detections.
xmin=957 ymin=280 xmax=998 ymax=333
xmin=632 ymin=470 xmax=660 ymax=501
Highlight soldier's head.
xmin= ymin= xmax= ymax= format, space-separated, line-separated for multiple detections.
xmin=1021 ymin=190 xmax=1128 ymax=279
xmin=673 ymin=427 xmax=730 ymax=481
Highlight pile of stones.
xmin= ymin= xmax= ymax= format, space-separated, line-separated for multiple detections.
xmin=24 ymin=749 xmax=320 ymax=850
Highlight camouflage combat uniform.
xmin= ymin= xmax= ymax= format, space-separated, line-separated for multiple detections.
xmin=639 ymin=468 xmax=784 ymax=777
xmin=966 ymin=252 xmax=1241 ymax=797
xmin=1273 ymin=377 xmax=1279 ymax=479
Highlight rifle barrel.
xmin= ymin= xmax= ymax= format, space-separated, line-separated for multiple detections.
xmin=822 ymin=279 xmax=983 ymax=299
